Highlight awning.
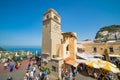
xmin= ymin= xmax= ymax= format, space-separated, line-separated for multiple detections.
xmin=65 ymin=58 xmax=78 ymax=67
xmin=77 ymin=45 xmax=85 ymax=48
xmin=109 ymin=54 xmax=120 ymax=58
xmin=76 ymin=59 xmax=87 ymax=63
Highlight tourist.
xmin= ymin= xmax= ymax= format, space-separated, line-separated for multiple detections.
xmin=93 ymin=71 xmax=98 ymax=79
xmin=30 ymin=56 xmax=32 ymax=62
xmin=27 ymin=63 xmax=31 ymax=70
xmin=37 ymin=56 xmax=41 ymax=68
xmin=9 ymin=62 xmax=14 ymax=72
xmin=33 ymin=65 xmax=36 ymax=73
xmin=39 ymin=70 xmax=42 ymax=78
xmin=24 ymin=73 xmax=27 ymax=80
xmin=117 ymin=73 xmax=120 ymax=80
xmin=17 ymin=61 xmax=21 ymax=68
xmin=4 ymin=62 xmax=8 ymax=70
xmin=41 ymin=71 xmax=45 ymax=80
xmin=45 ymin=68 xmax=49 ymax=75
xmin=72 ymin=71 xmax=76 ymax=80
xmin=30 ymin=70 xmax=34 ymax=80
xmin=66 ymin=75 xmax=72 ymax=80
xmin=69 ymin=71 xmax=72 ymax=78
xmin=35 ymin=74 xmax=39 ymax=80
xmin=61 ymin=70 xmax=65 ymax=80
xmin=15 ymin=62 xmax=18 ymax=69
xmin=25 ymin=71 xmax=30 ymax=80
xmin=108 ymin=74 xmax=114 ymax=80
xmin=44 ymin=74 xmax=49 ymax=80
xmin=7 ymin=76 xmax=13 ymax=80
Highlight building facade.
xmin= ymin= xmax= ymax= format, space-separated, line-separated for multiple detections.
xmin=77 ymin=40 xmax=120 ymax=55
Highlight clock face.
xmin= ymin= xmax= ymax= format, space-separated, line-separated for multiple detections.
xmin=54 ymin=25 xmax=59 ymax=30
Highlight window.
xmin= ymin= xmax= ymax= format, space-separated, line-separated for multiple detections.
xmin=46 ymin=15 xmax=49 ymax=19
xmin=109 ymin=47 xmax=114 ymax=52
xmin=100 ymin=48 xmax=103 ymax=50
xmin=66 ymin=45 xmax=69 ymax=51
xmin=93 ymin=47 xmax=97 ymax=52
xmin=54 ymin=16 xmax=58 ymax=20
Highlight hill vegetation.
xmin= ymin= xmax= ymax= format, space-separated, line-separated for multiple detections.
xmin=95 ymin=25 xmax=120 ymax=41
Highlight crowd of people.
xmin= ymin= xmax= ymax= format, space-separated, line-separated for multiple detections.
xmin=24 ymin=55 xmax=50 ymax=80
xmin=0 ymin=58 xmax=22 ymax=80
xmin=61 ymin=66 xmax=77 ymax=80
xmin=3 ymin=59 xmax=21 ymax=72
xmin=110 ymin=58 xmax=120 ymax=68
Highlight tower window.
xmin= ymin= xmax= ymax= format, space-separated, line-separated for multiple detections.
xmin=46 ymin=15 xmax=49 ymax=19
xmin=54 ymin=16 xmax=58 ymax=20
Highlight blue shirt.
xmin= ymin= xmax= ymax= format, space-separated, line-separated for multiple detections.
xmin=66 ymin=77 xmax=72 ymax=80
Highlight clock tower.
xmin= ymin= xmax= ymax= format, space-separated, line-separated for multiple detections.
xmin=42 ymin=8 xmax=62 ymax=58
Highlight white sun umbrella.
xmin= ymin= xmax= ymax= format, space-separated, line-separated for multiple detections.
xmin=77 ymin=53 xmax=89 ymax=60
xmin=77 ymin=45 xmax=85 ymax=48
xmin=76 ymin=59 xmax=88 ymax=63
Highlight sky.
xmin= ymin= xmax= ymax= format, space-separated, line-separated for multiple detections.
xmin=0 ymin=0 xmax=120 ymax=47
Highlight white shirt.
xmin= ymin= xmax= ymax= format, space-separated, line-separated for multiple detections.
xmin=39 ymin=71 xmax=42 ymax=77
xmin=33 ymin=67 xmax=36 ymax=71
xmin=4 ymin=63 xmax=7 ymax=66
xmin=35 ymin=76 xmax=39 ymax=80
xmin=30 ymin=71 xmax=34 ymax=77
xmin=26 ymin=72 xmax=29 ymax=77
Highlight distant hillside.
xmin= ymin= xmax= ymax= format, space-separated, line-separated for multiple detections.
xmin=0 ymin=47 xmax=6 ymax=51
xmin=95 ymin=25 xmax=120 ymax=42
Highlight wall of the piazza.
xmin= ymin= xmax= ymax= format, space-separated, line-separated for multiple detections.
xmin=106 ymin=43 xmax=120 ymax=54
xmin=78 ymin=42 xmax=120 ymax=55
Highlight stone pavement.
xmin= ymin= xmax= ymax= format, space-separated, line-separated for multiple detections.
xmin=0 ymin=69 xmax=96 ymax=80
xmin=0 ymin=59 xmax=96 ymax=80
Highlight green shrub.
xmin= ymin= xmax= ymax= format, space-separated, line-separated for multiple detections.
xmin=22 ymin=55 xmax=27 ymax=60
xmin=41 ymin=66 xmax=51 ymax=74
xmin=12 ymin=56 xmax=20 ymax=62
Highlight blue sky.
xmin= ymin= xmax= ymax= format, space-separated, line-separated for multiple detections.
xmin=0 ymin=0 xmax=120 ymax=47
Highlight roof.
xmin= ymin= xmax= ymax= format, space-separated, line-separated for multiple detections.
xmin=62 ymin=32 xmax=77 ymax=38
xmin=43 ymin=8 xmax=60 ymax=17
xmin=77 ymin=40 xmax=94 ymax=44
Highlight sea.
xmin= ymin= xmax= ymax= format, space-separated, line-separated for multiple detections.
xmin=2 ymin=46 xmax=42 ymax=54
